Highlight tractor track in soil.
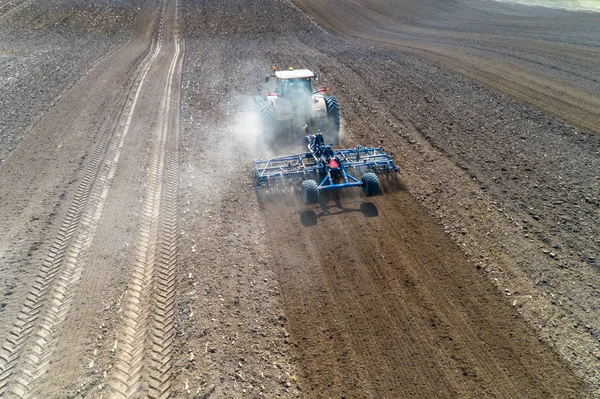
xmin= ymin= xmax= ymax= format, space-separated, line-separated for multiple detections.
xmin=0 ymin=0 xmax=183 ymax=396
xmin=109 ymin=1 xmax=183 ymax=395
xmin=0 ymin=0 xmax=34 ymax=22
xmin=0 ymin=0 xmax=177 ymax=391
xmin=0 ymin=5 xmax=169 ymax=398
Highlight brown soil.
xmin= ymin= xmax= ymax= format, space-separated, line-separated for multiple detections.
xmin=262 ymin=192 xmax=584 ymax=398
xmin=0 ymin=0 xmax=597 ymax=398
xmin=296 ymin=0 xmax=600 ymax=135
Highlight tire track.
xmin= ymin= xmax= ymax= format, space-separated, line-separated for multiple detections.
xmin=0 ymin=0 xmax=35 ymax=22
xmin=110 ymin=1 xmax=182 ymax=397
xmin=148 ymin=22 xmax=183 ymax=399
xmin=0 ymin=5 xmax=166 ymax=397
xmin=0 ymin=118 xmax=110 ymax=396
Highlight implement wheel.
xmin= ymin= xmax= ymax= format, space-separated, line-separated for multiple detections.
xmin=361 ymin=172 xmax=380 ymax=196
xmin=302 ymin=180 xmax=319 ymax=204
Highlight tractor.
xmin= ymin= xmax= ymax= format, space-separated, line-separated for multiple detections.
xmin=254 ymin=68 xmax=340 ymax=145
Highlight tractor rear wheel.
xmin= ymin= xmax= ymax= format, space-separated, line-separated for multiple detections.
xmin=361 ymin=172 xmax=380 ymax=196
xmin=254 ymin=96 xmax=275 ymax=143
xmin=324 ymin=96 xmax=340 ymax=144
xmin=302 ymin=180 xmax=319 ymax=204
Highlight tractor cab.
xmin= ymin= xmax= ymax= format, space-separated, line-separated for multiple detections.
xmin=278 ymin=77 xmax=312 ymax=99
xmin=257 ymin=67 xmax=341 ymax=144
xmin=265 ymin=69 xmax=315 ymax=99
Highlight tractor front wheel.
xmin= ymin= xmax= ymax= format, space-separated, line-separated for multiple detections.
xmin=361 ymin=173 xmax=380 ymax=196
xmin=302 ymin=180 xmax=319 ymax=204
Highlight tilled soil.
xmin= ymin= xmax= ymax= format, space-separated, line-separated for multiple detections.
xmin=0 ymin=0 xmax=598 ymax=397
xmin=176 ymin=0 xmax=596 ymax=397
xmin=294 ymin=0 xmax=600 ymax=391
xmin=296 ymin=0 xmax=600 ymax=135
xmin=0 ymin=0 xmax=144 ymax=161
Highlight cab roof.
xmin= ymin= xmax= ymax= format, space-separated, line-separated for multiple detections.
xmin=274 ymin=69 xmax=314 ymax=80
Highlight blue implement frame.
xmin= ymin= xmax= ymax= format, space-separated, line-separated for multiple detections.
xmin=253 ymin=133 xmax=398 ymax=193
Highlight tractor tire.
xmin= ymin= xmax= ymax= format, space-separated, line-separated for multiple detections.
xmin=302 ymin=180 xmax=319 ymax=204
xmin=254 ymin=96 xmax=275 ymax=141
xmin=361 ymin=172 xmax=380 ymax=196
xmin=324 ymin=96 xmax=340 ymax=144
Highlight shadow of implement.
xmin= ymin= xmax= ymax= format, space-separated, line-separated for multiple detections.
xmin=299 ymin=201 xmax=379 ymax=227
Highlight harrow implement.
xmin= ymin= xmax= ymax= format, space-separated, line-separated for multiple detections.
xmin=253 ymin=133 xmax=399 ymax=204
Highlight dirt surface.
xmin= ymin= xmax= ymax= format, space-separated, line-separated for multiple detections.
xmin=296 ymin=0 xmax=600 ymax=136
xmin=0 ymin=0 xmax=144 ymax=162
xmin=0 ymin=0 xmax=598 ymax=397
xmin=0 ymin=0 xmax=185 ymax=396
xmin=176 ymin=0 xmax=595 ymax=397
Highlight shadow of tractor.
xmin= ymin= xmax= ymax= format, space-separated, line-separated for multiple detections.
xmin=299 ymin=201 xmax=379 ymax=227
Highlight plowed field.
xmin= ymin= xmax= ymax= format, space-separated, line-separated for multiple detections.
xmin=0 ymin=0 xmax=598 ymax=398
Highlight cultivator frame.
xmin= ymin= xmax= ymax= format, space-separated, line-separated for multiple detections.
xmin=253 ymin=132 xmax=399 ymax=204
